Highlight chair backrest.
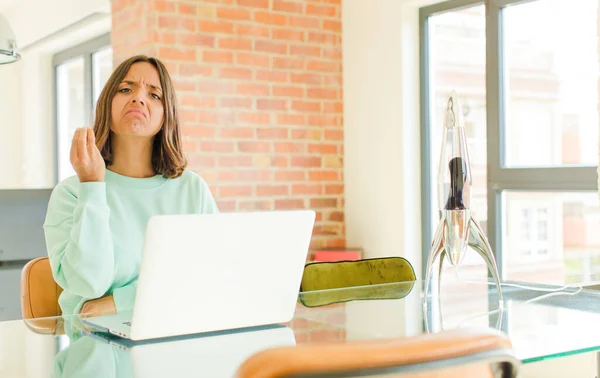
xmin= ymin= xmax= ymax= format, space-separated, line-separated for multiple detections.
xmin=20 ymin=257 xmax=63 ymax=319
xmin=235 ymin=328 xmax=519 ymax=378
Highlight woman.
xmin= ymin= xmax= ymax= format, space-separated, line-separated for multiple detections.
xmin=43 ymin=55 xmax=219 ymax=318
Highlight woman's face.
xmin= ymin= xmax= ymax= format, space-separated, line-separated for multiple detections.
xmin=111 ymin=62 xmax=164 ymax=138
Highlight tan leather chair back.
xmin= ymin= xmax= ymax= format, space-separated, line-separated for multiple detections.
xmin=20 ymin=257 xmax=63 ymax=319
xmin=235 ymin=328 xmax=519 ymax=378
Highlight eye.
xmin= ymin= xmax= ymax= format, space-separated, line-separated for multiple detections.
xmin=151 ymin=93 xmax=161 ymax=100
xmin=118 ymin=87 xmax=131 ymax=93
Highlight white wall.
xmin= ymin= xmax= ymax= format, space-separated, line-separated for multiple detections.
xmin=343 ymin=0 xmax=423 ymax=273
xmin=0 ymin=0 xmax=110 ymax=188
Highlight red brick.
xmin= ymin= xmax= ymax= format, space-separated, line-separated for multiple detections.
xmin=219 ymin=156 xmax=253 ymax=166
xmin=291 ymin=73 xmax=321 ymax=85
xmin=152 ymin=0 xmax=176 ymax=13
xmin=187 ymin=154 xmax=216 ymax=167
xmin=238 ymin=112 xmax=271 ymax=125
xmin=154 ymin=31 xmax=176 ymax=44
xmin=181 ymin=94 xmax=216 ymax=108
xmin=219 ymin=185 xmax=253 ymax=197
xmin=257 ymin=99 xmax=288 ymax=110
xmin=159 ymin=47 xmax=196 ymax=61
xmin=289 ymin=15 xmax=320 ymax=29
xmin=275 ymin=199 xmax=305 ymax=209
xmin=308 ymin=115 xmax=337 ymax=127
xmin=203 ymin=50 xmax=234 ymax=64
xmin=292 ymin=156 xmax=321 ymax=167
xmin=219 ymin=127 xmax=255 ymax=139
xmin=275 ymin=171 xmax=306 ymax=181
xmin=239 ymin=200 xmax=273 ymax=210
xmin=325 ymin=129 xmax=343 ymax=140
xmin=235 ymin=24 xmax=270 ymax=38
xmin=217 ymin=7 xmax=251 ymax=20
xmin=292 ymin=101 xmax=321 ymax=112
xmin=325 ymin=184 xmax=343 ymax=195
xmin=200 ymin=141 xmax=235 ymax=153
xmin=278 ymin=114 xmax=305 ymax=126
xmin=292 ymin=129 xmax=321 ymax=140
xmin=237 ymin=83 xmax=270 ymax=96
xmin=238 ymin=0 xmax=269 ymax=8
xmin=180 ymin=64 xmax=213 ymax=77
xmin=292 ymin=184 xmax=322 ymax=195
xmin=307 ymin=60 xmax=339 ymax=72
xmin=306 ymin=4 xmax=336 ymax=17
xmin=308 ymin=32 xmax=338 ymax=44
xmin=323 ymin=47 xmax=342 ymax=60
xmin=256 ymin=70 xmax=288 ymax=82
xmin=237 ymin=52 xmax=270 ymax=68
xmin=310 ymin=197 xmax=338 ymax=207
xmin=273 ymin=85 xmax=304 ymax=97
xmin=198 ymin=20 xmax=234 ymax=34
xmin=273 ymin=0 xmax=304 ymax=13
xmin=271 ymin=28 xmax=305 ymax=42
xmin=178 ymin=3 xmax=198 ymax=15
xmin=197 ymin=80 xmax=235 ymax=94
xmin=329 ymin=211 xmax=344 ymax=222
xmin=182 ymin=139 xmax=197 ymax=151
xmin=326 ymin=238 xmax=346 ymax=248
xmin=237 ymin=170 xmax=272 ymax=181
xmin=308 ymin=143 xmax=337 ymax=154
xmin=308 ymin=88 xmax=338 ymax=100
xmin=219 ymin=97 xmax=252 ymax=108
xmin=216 ymin=200 xmax=236 ymax=211
xmin=217 ymin=170 xmax=236 ymax=181
xmin=238 ymin=141 xmax=271 ymax=153
xmin=219 ymin=37 xmax=253 ymax=50
xmin=323 ymin=19 xmax=341 ymax=32
xmin=178 ymin=33 xmax=215 ymax=47
xmin=182 ymin=125 xmax=216 ymax=138
xmin=219 ymin=68 xmax=253 ymax=80
xmin=255 ymin=40 xmax=288 ymax=55
xmin=257 ymin=128 xmax=289 ymax=139
xmin=290 ymin=45 xmax=321 ymax=58
xmin=271 ymin=156 xmax=288 ymax=167
xmin=323 ymin=102 xmax=343 ymax=113
xmin=158 ymin=16 xmax=196 ymax=31
xmin=273 ymin=57 xmax=304 ymax=70
xmin=275 ymin=142 xmax=305 ymax=153
xmin=253 ymin=11 xmax=287 ymax=25
xmin=257 ymin=185 xmax=289 ymax=196
xmin=309 ymin=171 xmax=339 ymax=181
xmin=180 ymin=110 xmax=199 ymax=122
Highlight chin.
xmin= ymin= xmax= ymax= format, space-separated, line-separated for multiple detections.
xmin=113 ymin=122 xmax=158 ymax=137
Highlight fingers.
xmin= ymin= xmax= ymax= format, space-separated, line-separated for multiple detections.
xmin=70 ymin=129 xmax=80 ymax=164
xmin=77 ymin=128 xmax=88 ymax=161
xmin=86 ymin=128 xmax=96 ymax=157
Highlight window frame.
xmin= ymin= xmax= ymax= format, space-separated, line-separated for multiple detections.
xmin=52 ymin=33 xmax=111 ymax=184
xmin=419 ymin=0 xmax=598 ymax=280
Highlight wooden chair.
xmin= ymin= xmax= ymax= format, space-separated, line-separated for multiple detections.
xmin=20 ymin=257 xmax=64 ymax=334
xmin=235 ymin=328 xmax=519 ymax=378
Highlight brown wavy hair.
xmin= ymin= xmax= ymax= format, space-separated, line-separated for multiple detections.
xmin=93 ymin=55 xmax=187 ymax=178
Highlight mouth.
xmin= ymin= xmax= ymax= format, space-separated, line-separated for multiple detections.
xmin=125 ymin=109 xmax=147 ymax=119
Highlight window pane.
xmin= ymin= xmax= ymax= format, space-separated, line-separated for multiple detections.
xmin=57 ymin=57 xmax=85 ymax=181
xmin=92 ymin=47 xmax=113 ymax=110
xmin=428 ymin=5 xmax=488 ymax=279
xmin=503 ymin=0 xmax=599 ymax=167
xmin=503 ymin=191 xmax=600 ymax=285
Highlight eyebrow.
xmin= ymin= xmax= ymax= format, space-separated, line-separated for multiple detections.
xmin=121 ymin=80 xmax=163 ymax=93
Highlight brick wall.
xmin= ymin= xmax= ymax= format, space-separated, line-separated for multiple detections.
xmin=111 ymin=0 xmax=344 ymax=252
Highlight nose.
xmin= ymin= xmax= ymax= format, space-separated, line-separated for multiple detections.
xmin=130 ymin=89 xmax=146 ymax=106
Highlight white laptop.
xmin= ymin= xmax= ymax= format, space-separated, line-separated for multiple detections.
xmin=82 ymin=325 xmax=296 ymax=378
xmin=83 ymin=210 xmax=315 ymax=341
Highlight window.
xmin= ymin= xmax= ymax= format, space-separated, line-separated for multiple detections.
xmin=54 ymin=34 xmax=112 ymax=182
xmin=420 ymin=0 xmax=599 ymax=285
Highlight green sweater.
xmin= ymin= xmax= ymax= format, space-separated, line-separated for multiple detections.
xmin=43 ymin=169 xmax=219 ymax=317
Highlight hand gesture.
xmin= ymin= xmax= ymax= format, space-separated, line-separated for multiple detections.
xmin=70 ymin=127 xmax=105 ymax=182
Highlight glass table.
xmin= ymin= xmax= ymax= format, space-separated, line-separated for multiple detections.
xmin=1 ymin=278 xmax=599 ymax=377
